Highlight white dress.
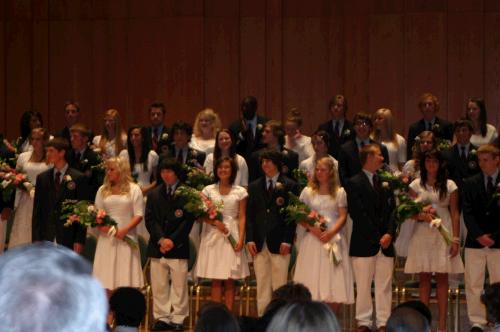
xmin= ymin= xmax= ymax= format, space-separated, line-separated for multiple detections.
xmin=93 ymin=183 xmax=144 ymax=289
xmin=404 ymin=179 xmax=464 ymax=274
xmin=92 ymin=134 xmax=127 ymax=158
xmin=299 ymin=154 xmax=339 ymax=179
xmin=203 ymin=153 xmax=249 ymax=187
xmin=470 ymin=123 xmax=498 ymax=146
xmin=195 ymin=184 xmax=249 ymax=279
xmin=381 ymin=134 xmax=406 ymax=174
xmin=293 ymin=187 xmax=354 ymax=303
xmin=189 ymin=136 xmax=215 ymax=155
xmin=118 ymin=149 xmax=159 ymax=241
xmin=9 ymin=151 xmax=51 ymax=248
xmin=285 ymin=135 xmax=314 ymax=163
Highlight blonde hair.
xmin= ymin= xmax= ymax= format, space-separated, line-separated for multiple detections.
xmin=99 ymin=109 xmax=126 ymax=155
xmin=309 ymin=157 xmax=339 ymax=199
xmin=29 ymin=127 xmax=49 ymax=163
xmin=285 ymin=108 xmax=303 ymax=128
xmin=372 ymin=108 xmax=398 ymax=148
xmin=100 ymin=156 xmax=132 ymax=197
xmin=477 ymin=144 xmax=500 ymax=158
xmin=193 ymin=108 xmax=221 ymax=138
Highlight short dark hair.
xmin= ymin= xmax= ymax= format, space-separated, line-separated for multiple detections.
xmin=241 ymin=96 xmax=258 ymax=113
xmin=195 ymin=302 xmax=240 ymax=332
xmin=46 ymin=137 xmax=70 ymax=161
xmin=353 ymin=112 xmax=373 ymax=128
xmin=109 ymin=287 xmax=146 ymax=327
xmin=171 ymin=121 xmax=193 ymax=138
xmin=453 ymin=118 xmax=474 ymax=132
xmin=213 ymin=156 xmax=238 ymax=185
xmin=265 ymin=120 xmax=285 ymax=147
xmin=393 ymin=300 xmax=432 ymax=325
xmin=259 ymin=149 xmax=283 ymax=171
xmin=149 ymin=102 xmax=166 ymax=115
xmin=158 ymin=157 xmax=184 ymax=180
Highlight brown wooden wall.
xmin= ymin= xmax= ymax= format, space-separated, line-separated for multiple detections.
xmin=1 ymin=0 xmax=499 ymax=140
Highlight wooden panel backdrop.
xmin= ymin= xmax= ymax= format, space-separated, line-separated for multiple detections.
xmin=1 ymin=0 xmax=499 ymax=140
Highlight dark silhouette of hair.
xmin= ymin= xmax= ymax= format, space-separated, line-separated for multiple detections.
xmin=466 ymin=98 xmax=488 ymax=137
xmin=109 ymin=287 xmax=146 ymax=328
xmin=195 ymin=302 xmax=240 ymax=332
xmin=213 ymin=129 xmax=237 ymax=172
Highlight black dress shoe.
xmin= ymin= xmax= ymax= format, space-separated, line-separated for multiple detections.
xmin=168 ymin=322 xmax=184 ymax=331
xmin=151 ymin=320 xmax=171 ymax=331
xmin=470 ymin=327 xmax=483 ymax=332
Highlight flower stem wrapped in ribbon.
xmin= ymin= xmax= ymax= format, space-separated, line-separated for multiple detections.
xmin=175 ymin=185 xmax=237 ymax=247
xmin=61 ymin=199 xmax=138 ymax=249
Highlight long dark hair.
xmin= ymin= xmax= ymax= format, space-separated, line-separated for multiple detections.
xmin=20 ymin=111 xmax=43 ymax=142
xmin=213 ymin=156 xmax=238 ymax=185
xmin=419 ymin=149 xmax=448 ymax=201
xmin=466 ymin=98 xmax=488 ymax=137
xmin=213 ymin=129 xmax=237 ymax=172
xmin=126 ymin=126 xmax=151 ymax=172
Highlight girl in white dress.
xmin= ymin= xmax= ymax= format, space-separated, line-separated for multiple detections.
xmin=404 ymin=149 xmax=463 ymax=332
xmin=9 ymin=128 xmax=51 ymax=248
xmin=119 ymin=126 xmax=159 ymax=241
xmin=93 ymin=156 xmax=144 ymax=291
xmin=299 ymin=130 xmax=338 ymax=180
xmin=196 ymin=156 xmax=249 ymax=310
xmin=402 ymin=130 xmax=436 ymax=180
xmin=293 ymin=157 xmax=354 ymax=313
xmin=372 ymin=108 xmax=406 ymax=174
xmin=92 ymin=109 xmax=127 ymax=159
xmin=466 ymin=98 xmax=499 ymax=146
xmin=204 ymin=129 xmax=249 ymax=187
xmin=190 ymin=108 xmax=221 ymax=155
xmin=284 ymin=109 xmax=314 ymax=163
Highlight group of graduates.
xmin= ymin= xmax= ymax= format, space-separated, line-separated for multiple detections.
xmin=0 ymin=92 xmax=499 ymax=332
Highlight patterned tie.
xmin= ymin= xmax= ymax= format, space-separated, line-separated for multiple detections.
xmin=54 ymin=171 xmax=61 ymax=193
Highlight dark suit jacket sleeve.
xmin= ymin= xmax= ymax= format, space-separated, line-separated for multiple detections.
xmin=32 ymin=173 xmax=44 ymax=242
xmin=338 ymin=148 xmax=349 ymax=186
xmin=386 ymin=191 xmax=397 ymax=238
xmin=245 ymin=184 xmax=256 ymax=243
xmin=145 ymin=192 xmax=165 ymax=244
xmin=346 ymin=178 xmax=376 ymax=228
xmin=74 ymin=173 xmax=89 ymax=244
xmin=462 ymin=177 xmax=484 ymax=240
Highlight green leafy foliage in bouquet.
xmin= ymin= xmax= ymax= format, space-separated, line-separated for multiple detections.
xmin=182 ymin=164 xmax=214 ymax=190
xmin=292 ymin=168 xmax=309 ymax=192
xmin=280 ymin=192 xmax=326 ymax=231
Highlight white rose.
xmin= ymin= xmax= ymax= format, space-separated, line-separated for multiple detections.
xmin=23 ymin=182 xmax=34 ymax=191
xmin=64 ymin=175 xmax=72 ymax=182
xmin=87 ymin=205 xmax=96 ymax=213
xmin=382 ymin=182 xmax=389 ymax=189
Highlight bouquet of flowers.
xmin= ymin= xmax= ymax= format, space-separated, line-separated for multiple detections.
xmin=61 ymin=200 xmax=138 ymax=248
xmin=280 ymin=192 xmax=327 ymax=230
xmin=393 ymin=194 xmax=453 ymax=246
xmin=292 ymin=168 xmax=309 ymax=191
xmin=377 ymin=169 xmax=410 ymax=194
xmin=182 ymin=164 xmax=214 ymax=190
xmin=0 ymin=169 xmax=34 ymax=202
xmin=175 ymin=185 xmax=237 ymax=247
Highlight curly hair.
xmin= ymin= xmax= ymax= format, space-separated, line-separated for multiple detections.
xmin=101 ymin=156 xmax=133 ymax=197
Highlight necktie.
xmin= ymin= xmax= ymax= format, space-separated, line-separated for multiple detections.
xmin=177 ymin=150 xmax=184 ymax=164
xmin=267 ymin=179 xmax=274 ymax=195
xmin=373 ymin=174 xmax=381 ymax=192
xmin=426 ymin=121 xmax=431 ymax=131
xmin=359 ymin=140 xmax=365 ymax=150
xmin=54 ymin=171 xmax=61 ymax=193
xmin=460 ymin=146 xmax=467 ymax=162
xmin=166 ymin=186 xmax=172 ymax=199
xmin=487 ymin=176 xmax=494 ymax=196
xmin=152 ymin=128 xmax=159 ymax=150
xmin=334 ymin=121 xmax=340 ymax=138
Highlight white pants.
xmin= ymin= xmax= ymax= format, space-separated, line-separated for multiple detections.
xmin=253 ymin=244 xmax=290 ymax=316
xmin=351 ymin=251 xmax=394 ymax=328
xmin=0 ymin=218 xmax=6 ymax=253
xmin=150 ymin=258 xmax=189 ymax=325
xmin=465 ymin=248 xmax=500 ymax=328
